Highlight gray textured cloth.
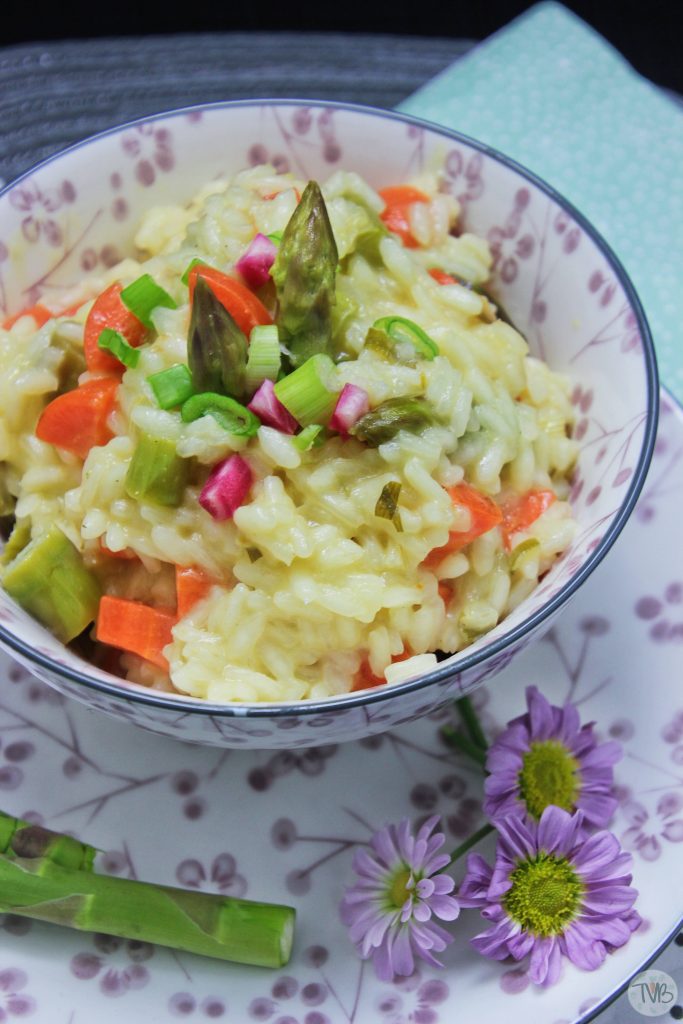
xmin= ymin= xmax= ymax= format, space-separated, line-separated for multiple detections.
xmin=0 ymin=32 xmax=471 ymax=186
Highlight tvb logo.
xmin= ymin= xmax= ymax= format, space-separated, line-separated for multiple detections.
xmin=628 ymin=970 xmax=678 ymax=1017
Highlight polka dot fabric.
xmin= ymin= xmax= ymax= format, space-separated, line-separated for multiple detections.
xmin=401 ymin=0 xmax=683 ymax=402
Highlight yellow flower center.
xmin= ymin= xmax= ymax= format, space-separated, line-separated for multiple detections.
xmin=388 ymin=868 xmax=413 ymax=909
xmin=503 ymin=852 xmax=584 ymax=936
xmin=518 ymin=740 xmax=579 ymax=819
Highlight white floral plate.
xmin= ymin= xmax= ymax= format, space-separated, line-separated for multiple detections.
xmin=0 ymin=392 xmax=681 ymax=1024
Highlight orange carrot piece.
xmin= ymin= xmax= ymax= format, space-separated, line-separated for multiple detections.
xmin=428 ymin=268 xmax=458 ymax=286
xmin=423 ymin=482 xmax=503 ymax=569
xmin=175 ymin=565 xmax=218 ymax=618
xmin=351 ymin=649 xmax=412 ymax=692
xmin=84 ymin=283 xmax=147 ymax=375
xmin=379 ymin=185 xmax=430 ymax=248
xmin=501 ymin=489 xmax=557 ymax=550
xmin=96 ymin=596 xmax=176 ymax=670
xmin=188 ymin=265 xmax=273 ymax=336
xmin=35 ymin=377 xmax=119 ymax=460
xmin=263 ymin=187 xmax=301 ymax=202
xmin=3 ymin=304 xmax=54 ymax=330
xmin=100 ymin=540 xmax=139 ymax=561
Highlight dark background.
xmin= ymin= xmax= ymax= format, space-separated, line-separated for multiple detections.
xmin=2 ymin=0 xmax=681 ymax=94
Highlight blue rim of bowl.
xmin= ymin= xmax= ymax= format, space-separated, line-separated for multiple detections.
xmin=0 ymin=98 xmax=660 ymax=717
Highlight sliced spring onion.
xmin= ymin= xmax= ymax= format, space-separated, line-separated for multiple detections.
xmin=273 ymin=354 xmax=338 ymax=427
xmin=375 ymin=481 xmax=403 ymax=532
xmin=181 ymin=258 xmax=206 ymax=286
xmin=509 ymin=537 xmax=541 ymax=572
xmin=96 ymin=328 xmax=141 ymax=368
xmin=181 ymin=392 xmax=260 ymax=437
xmin=247 ymin=380 xmax=298 ymax=435
xmin=120 ymin=274 xmax=177 ymax=329
xmin=236 ymin=234 xmax=278 ymax=290
xmin=370 ymin=316 xmax=439 ymax=362
xmin=148 ymin=364 xmax=196 ymax=410
xmin=246 ymin=324 xmax=281 ymax=390
xmin=329 ymin=383 xmax=370 ymax=435
xmin=199 ymin=454 xmax=252 ymax=521
xmin=267 ymin=231 xmax=283 ymax=245
xmin=292 ymin=424 xmax=325 ymax=451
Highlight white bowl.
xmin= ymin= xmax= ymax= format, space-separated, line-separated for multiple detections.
xmin=0 ymin=100 xmax=658 ymax=747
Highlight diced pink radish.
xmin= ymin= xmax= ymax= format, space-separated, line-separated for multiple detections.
xmin=247 ymin=379 xmax=299 ymax=434
xmin=236 ymin=233 xmax=277 ymax=289
xmin=199 ymin=454 xmax=253 ymax=520
xmin=330 ymin=383 xmax=370 ymax=434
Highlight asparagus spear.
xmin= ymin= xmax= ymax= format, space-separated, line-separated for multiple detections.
xmin=0 ymin=810 xmax=97 ymax=871
xmin=272 ymin=181 xmax=338 ymax=367
xmin=0 ymin=853 xmax=295 ymax=968
xmin=188 ymin=275 xmax=249 ymax=400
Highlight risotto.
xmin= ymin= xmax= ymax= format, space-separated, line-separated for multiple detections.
xmin=0 ymin=167 xmax=578 ymax=702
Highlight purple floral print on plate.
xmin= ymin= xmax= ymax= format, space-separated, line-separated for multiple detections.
xmin=0 ymin=390 xmax=678 ymax=1023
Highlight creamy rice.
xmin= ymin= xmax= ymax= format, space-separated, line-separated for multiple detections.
xmin=0 ymin=166 xmax=578 ymax=701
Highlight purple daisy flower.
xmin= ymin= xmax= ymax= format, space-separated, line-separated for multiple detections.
xmin=459 ymin=806 xmax=641 ymax=987
xmin=340 ymin=815 xmax=460 ymax=981
xmin=484 ymin=685 xmax=621 ymax=827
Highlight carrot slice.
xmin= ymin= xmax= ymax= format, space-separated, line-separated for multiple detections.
xmin=175 ymin=565 xmax=218 ymax=618
xmin=351 ymin=649 xmax=412 ymax=692
xmin=96 ymin=596 xmax=176 ymax=670
xmin=501 ymin=489 xmax=557 ymax=551
xmin=84 ymin=283 xmax=147 ymax=375
xmin=100 ymin=540 xmax=139 ymax=561
xmin=3 ymin=304 xmax=54 ymax=330
xmin=423 ymin=482 xmax=503 ymax=569
xmin=379 ymin=185 xmax=430 ymax=248
xmin=188 ymin=265 xmax=273 ymax=336
xmin=35 ymin=377 xmax=119 ymax=460
xmin=428 ymin=268 xmax=458 ymax=286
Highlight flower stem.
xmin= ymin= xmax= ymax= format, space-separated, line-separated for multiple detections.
xmin=455 ymin=696 xmax=488 ymax=751
xmin=440 ymin=725 xmax=487 ymax=766
xmin=449 ymin=823 xmax=496 ymax=866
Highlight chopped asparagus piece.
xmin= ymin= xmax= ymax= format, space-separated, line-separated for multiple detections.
xmin=350 ymin=396 xmax=439 ymax=447
xmin=188 ymin=276 xmax=249 ymax=400
xmin=50 ymin=320 xmax=87 ymax=394
xmin=125 ymin=433 xmax=189 ymax=508
xmin=0 ymin=519 xmax=31 ymax=566
xmin=2 ymin=526 xmax=101 ymax=642
xmin=0 ymin=854 xmax=295 ymax=968
xmin=343 ymin=191 xmax=388 ymax=264
xmin=0 ymin=811 xmax=96 ymax=871
xmin=375 ymin=481 xmax=403 ymax=531
xmin=272 ymin=181 xmax=338 ymax=367
xmin=0 ymin=471 xmax=15 ymax=518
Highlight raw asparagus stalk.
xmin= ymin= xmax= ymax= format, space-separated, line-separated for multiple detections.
xmin=0 ymin=853 xmax=295 ymax=968
xmin=0 ymin=810 xmax=97 ymax=871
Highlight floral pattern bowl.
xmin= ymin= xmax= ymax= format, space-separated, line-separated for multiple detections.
xmin=0 ymin=100 xmax=659 ymax=748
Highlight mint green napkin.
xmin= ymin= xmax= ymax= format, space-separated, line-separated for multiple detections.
xmin=400 ymin=1 xmax=683 ymax=402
